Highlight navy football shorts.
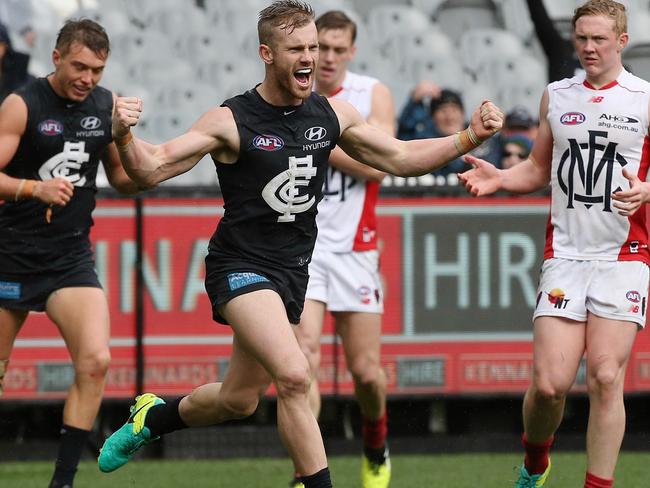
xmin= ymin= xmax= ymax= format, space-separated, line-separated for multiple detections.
xmin=0 ymin=261 xmax=102 ymax=312
xmin=204 ymin=251 xmax=308 ymax=325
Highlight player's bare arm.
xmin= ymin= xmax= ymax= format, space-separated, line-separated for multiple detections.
xmin=100 ymin=143 xmax=141 ymax=194
xmin=459 ymin=89 xmax=553 ymax=196
xmin=332 ymin=97 xmax=503 ymax=176
xmin=112 ymin=96 xmax=239 ymax=187
xmin=327 ymin=82 xmax=395 ymax=182
xmin=0 ymin=94 xmax=73 ymax=205
xmin=97 ymin=93 xmax=148 ymax=194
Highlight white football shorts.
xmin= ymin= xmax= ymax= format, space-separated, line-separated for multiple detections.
xmin=306 ymin=248 xmax=383 ymax=313
xmin=533 ymin=258 xmax=649 ymax=328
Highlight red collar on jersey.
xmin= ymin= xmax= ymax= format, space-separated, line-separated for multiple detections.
xmin=583 ymin=79 xmax=619 ymax=90
xmin=327 ymin=86 xmax=344 ymax=98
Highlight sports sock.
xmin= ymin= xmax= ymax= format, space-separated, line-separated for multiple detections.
xmin=362 ymin=411 xmax=387 ymax=450
xmin=48 ymin=424 xmax=90 ymax=488
xmin=364 ymin=446 xmax=387 ymax=465
xmin=144 ymin=396 xmax=188 ymax=437
xmin=522 ymin=433 xmax=554 ymax=475
xmin=584 ymin=472 xmax=614 ymax=488
xmin=300 ymin=467 xmax=332 ymax=488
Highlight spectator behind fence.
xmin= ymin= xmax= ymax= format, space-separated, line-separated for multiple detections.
xmin=398 ymin=82 xmax=498 ymax=178
xmin=500 ymin=134 xmax=532 ymax=170
xmin=0 ymin=22 xmax=33 ymax=102
xmin=503 ymin=105 xmax=538 ymax=140
xmin=488 ymin=105 xmax=538 ymax=168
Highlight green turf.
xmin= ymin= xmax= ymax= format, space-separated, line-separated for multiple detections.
xmin=1 ymin=452 xmax=649 ymax=487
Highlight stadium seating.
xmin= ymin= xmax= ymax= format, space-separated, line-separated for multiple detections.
xmin=459 ymin=28 xmax=525 ymax=80
xmin=432 ymin=0 xmax=500 ymax=43
xmin=409 ymin=0 xmax=447 ymax=17
xmin=366 ymin=5 xmax=432 ymax=40
xmin=495 ymin=0 xmax=536 ymax=44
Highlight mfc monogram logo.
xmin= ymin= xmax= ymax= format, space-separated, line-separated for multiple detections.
xmin=262 ymin=155 xmax=317 ymax=222
xmin=558 ymin=130 xmax=628 ymax=212
xmin=38 ymin=141 xmax=89 ymax=186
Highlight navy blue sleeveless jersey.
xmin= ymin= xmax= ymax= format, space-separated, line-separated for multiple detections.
xmin=0 ymin=77 xmax=114 ymax=273
xmin=212 ymin=87 xmax=340 ymax=269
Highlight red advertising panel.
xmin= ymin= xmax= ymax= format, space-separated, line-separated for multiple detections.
xmin=3 ymin=197 xmax=650 ymax=399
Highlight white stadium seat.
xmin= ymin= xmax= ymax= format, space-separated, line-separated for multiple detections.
xmin=366 ymin=5 xmax=432 ymax=40
xmin=433 ymin=0 xmax=500 ymax=43
xmin=459 ymin=28 xmax=525 ymax=78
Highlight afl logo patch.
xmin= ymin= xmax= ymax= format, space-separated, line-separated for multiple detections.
xmin=304 ymin=126 xmax=327 ymax=141
xmin=626 ymin=291 xmax=641 ymax=303
xmin=38 ymin=119 xmax=63 ymax=136
xmin=80 ymin=116 xmax=101 ymax=130
xmin=560 ymin=112 xmax=585 ymax=125
xmin=253 ymin=134 xmax=284 ymax=151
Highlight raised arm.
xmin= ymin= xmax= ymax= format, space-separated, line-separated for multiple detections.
xmin=328 ymin=81 xmax=395 ymax=182
xmin=112 ymin=97 xmax=239 ymax=188
xmin=332 ymin=97 xmax=503 ymax=177
xmin=458 ymin=89 xmax=553 ymax=196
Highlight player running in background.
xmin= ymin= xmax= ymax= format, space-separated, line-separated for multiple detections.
xmin=459 ymin=1 xmax=649 ymax=487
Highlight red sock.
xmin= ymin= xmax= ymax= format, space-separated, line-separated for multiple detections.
xmin=362 ymin=412 xmax=387 ymax=449
xmin=584 ymin=472 xmax=614 ymax=488
xmin=522 ymin=433 xmax=554 ymax=475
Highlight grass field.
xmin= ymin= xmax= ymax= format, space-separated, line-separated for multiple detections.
xmin=2 ymin=452 xmax=650 ymax=487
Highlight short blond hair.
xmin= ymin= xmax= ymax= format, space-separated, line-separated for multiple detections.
xmin=258 ymin=0 xmax=314 ymax=46
xmin=572 ymin=0 xmax=627 ymax=36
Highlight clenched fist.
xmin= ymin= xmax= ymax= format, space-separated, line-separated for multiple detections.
xmin=112 ymin=97 xmax=143 ymax=139
xmin=34 ymin=178 xmax=74 ymax=206
xmin=470 ymin=100 xmax=504 ymax=142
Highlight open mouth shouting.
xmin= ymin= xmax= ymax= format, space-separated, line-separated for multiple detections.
xmin=294 ymin=67 xmax=313 ymax=88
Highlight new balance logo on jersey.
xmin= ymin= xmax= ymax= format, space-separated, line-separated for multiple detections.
xmin=589 ymin=96 xmax=605 ymax=103
xmin=38 ymin=141 xmax=89 ymax=186
xmin=262 ymin=155 xmax=317 ymax=222
xmin=557 ymin=130 xmax=628 ymax=212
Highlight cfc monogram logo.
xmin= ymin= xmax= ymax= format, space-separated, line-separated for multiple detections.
xmin=262 ymin=155 xmax=317 ymax=222
xmin=557 ymin=130 xmax=628 ymax=212
xmin=38 ymin=141 xmax=89 ymax=186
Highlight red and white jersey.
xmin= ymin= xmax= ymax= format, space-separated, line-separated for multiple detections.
xmin=315 ymin=71 xmax=380 ymax=252
xmin=545 ymin=69 xmax=650 ymax=264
